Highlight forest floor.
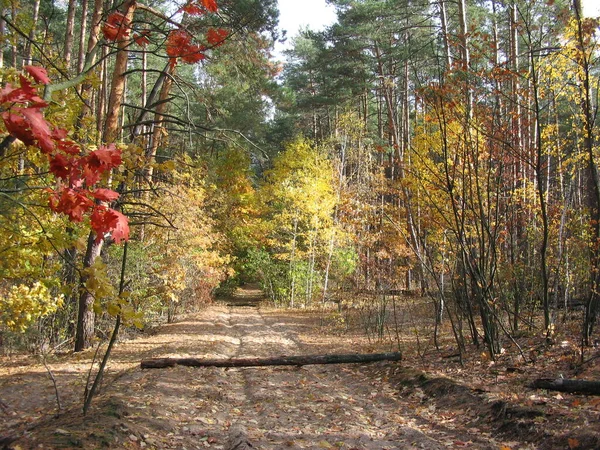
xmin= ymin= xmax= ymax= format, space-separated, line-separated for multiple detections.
xmin=0 ymin=286 xmax=599 ymax=449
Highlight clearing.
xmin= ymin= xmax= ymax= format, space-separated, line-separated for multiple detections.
xmin=1 ymin=286 xmax=599 ymax=449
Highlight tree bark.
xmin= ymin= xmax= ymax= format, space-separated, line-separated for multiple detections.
xmin=74 ymin=0 xmax=136 ymax=352
xmin=77 ymin=0 xmax=89 ymax=74
xmin=103 ymin=0 xmax=137 ymax=143
xmin=145 ymin=63 xmax=175 ymax=182
xmin=0 ymin=11 xmax=5 ymax=69
xmin=438 ymin=0 xmax=451 ymax=70
xmin=63 ymin=0 xmax=76 ymax=69
xmin=530 ymin=378 xmax=600 ymax=396
xmin=141 ymin=352 xmax=402 ymax=369
xmin=23 ymin=0 xmax=41 ymax=66
xmin=573 ymin=0 xmax=600 ymax=345
xmin=75 ymin=232 xmax=103 ymax=352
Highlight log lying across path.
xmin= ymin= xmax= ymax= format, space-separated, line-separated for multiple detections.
xmin=141 ymin=352 xmax=402 ymax=369
xmin=530 ymin=378 xmax=600 ymax=395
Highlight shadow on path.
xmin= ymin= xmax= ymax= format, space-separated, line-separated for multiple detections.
xmin=216 ymin=283 xmax=266 ymax=308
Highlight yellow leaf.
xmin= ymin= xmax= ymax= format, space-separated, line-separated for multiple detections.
xmin=318 ymin=441 xmax=333 ymax=449
xmin=107 ymin=302 xmax=120 ymax=317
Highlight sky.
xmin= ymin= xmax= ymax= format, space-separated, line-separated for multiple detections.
xmin=274 ymin=0 xmax=337 ymax=57
xmin=275 ymin=0 xmax=600 ymax=57
xmin=583 ymin=0 xmax=600 ymax=17
xmin=273 ymin=0 xmax=600 ymax=60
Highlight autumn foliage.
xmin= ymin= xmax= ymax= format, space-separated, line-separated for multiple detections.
xmin=101 ymin=11 xmax=131 ymax=41
xmin=102 ymin=1 xmax=228 ymax=68
xmin=166 ymin=30 xmax=206 ymax=66
xmin=181 ymin=0 xmax=218 ymax=15
xmin=0 ymin=66 xmax=129 ymax=243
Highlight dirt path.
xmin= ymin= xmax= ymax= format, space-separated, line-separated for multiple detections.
xmin=1 ymin=287 xmax=596 ymax=449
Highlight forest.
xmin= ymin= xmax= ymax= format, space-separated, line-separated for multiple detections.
xmin=1 ymin=0 xmax=600 ymax=386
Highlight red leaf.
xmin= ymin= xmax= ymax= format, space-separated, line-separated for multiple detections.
xmin=56 ymin=137 xmax=81 ymax=155
xmin=90 ymin=207 xmax=129 ymax=243
xmin=102 ymin=11 xmax=131 ymax=41
xmin=49 ymin=188 xmax=94 ymax=222
xmin=92 ymin=144 xmax=123 ymax=168
xmin=80 ymin=145 xmax=122 ymax=185
xmin=166 ymin=30 xmax=206 ymax=65
xmin=17 ymin=76 xmax=47 ymax=106
xmin=22 ymin=107 xmax=55 ymax=153
xmin=1 ymin=112 xmax=36 ymax=146
xmin=206 ymin=28 xmax=228 ymax=46
xmin=0 ymin=77 xmax=46 ymax=106
xmin=81 ymin=163 xmax=102 ymax=186
xmin=201 ymin=0 xmax=218 ymax=12
xmin=0 ymin=84 xmax=17 ymax=104
xmin=181 ymin=2 xmax=204 ymax=15
xmin=86 ymin=145 xmax=122 ymax=170
xmin=24 ymin=65 xmax=51 ymax=85
xmin=180 ymin=45 xmax=206 ymax=64
xmin=92 ymin=188 xmax=120 ymax=202
xmin=102 ymin=23 xmax=119 ymax=41
xmin=166 ymin=30 xmax=191 ymax=57
xmin=110 ymin=210 xmax=129 ymax=243
xmin=49 ymin=153 xmax=73 ymax=179
xmin=134 ymin=32 xmax=150 ymax=46
xmin=52 ymin=128 xmax=68 ymax=140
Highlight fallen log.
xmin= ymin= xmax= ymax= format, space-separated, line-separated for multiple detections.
xmin=530 ymin=378 xmax=600 ymax=395
xmin=141 ymin=352 xmax=402 ymax=369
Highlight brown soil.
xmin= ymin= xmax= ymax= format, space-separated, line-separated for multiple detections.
xmin=0 ymin=287 xmax=599 ymax=449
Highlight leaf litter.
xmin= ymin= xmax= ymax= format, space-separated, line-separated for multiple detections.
xmin=0 ymin=291 xmax=599 ymax=449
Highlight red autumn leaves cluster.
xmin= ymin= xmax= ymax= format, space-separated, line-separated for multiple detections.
xmin=0 ymin=67 xmax=129 ymax=243
xmin=102 ymin=11 xmax=131 ymax=42
xmin=181 ymin=0 xmax=218 ymax=15
xmin=102 ymin=0 xmax=228 ymax=68
xmin=102 ymin=11 xmax=150 ymax=47
xmin=166 ymin=30 xmax=207 ymax=66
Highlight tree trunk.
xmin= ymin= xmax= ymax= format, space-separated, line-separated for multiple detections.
xmin=573 ymin=0 xmax=600 ymax=345
xmin=457 ymin=0 xmax=472 ymax=117
xmin=530 ymin=378 xmax=600 ymax=396
xmin=23 ymin=0 xmax=41 ymax=66
xmin=103 ymin=0 xmax=137 ymax=143
xmin=74 ymin=0 xmax=136 ymax=352
xmin=76 ymin=0 xmax=89 ymax=73
xmin=77 ymin=0 xmax=103 ymax=117
xmin=63 ymin=0 xmax=76 ymax=69
xmin=527 ymin=24 xmax=552 ymax=335
xmin=75 ymin=232 xmax=103 ymax=352
xmin=438 ymin=0 xmax=451 ymax=69
xmin=0 ymin=12 xmax=5 ymax=69
xmin=145 ymin=63 xmax=175 ymax=182
xmin=141 ymin=352 xmax=402 ymax=369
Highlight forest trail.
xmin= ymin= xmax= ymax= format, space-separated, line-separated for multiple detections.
xmin=0 ymin=287 xmax=588 ymax=449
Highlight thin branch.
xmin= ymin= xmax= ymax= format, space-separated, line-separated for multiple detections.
xmin=41 ymin=354 xmax=62 ymax=414
xmin=0 ymin=15 xmax=70 ymax=80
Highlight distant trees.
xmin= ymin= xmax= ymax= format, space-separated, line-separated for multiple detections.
xmin=1 ymin=0 xmax=600 ymax=360
xmin=277 ymin=0 xmax=600 ymax=354
xmin=252 ymin=138 xmax=339 ymax=307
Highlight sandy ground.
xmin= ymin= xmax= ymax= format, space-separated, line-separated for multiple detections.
xmin=1 ymin=287 xmax=599 ymax=449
